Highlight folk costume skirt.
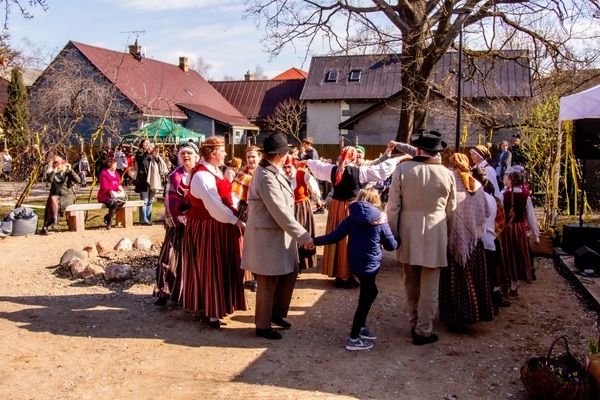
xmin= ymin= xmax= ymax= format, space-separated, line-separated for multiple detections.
xmin=295 ymin=198 xmax=317 ymax=270
xmin=321 ymin=198 xmax=350 ymax=279
xmin=501 ymin=220 xmax=534 ymax=282
xmin=439 ymin=241 xmax=494 ymax=326
xmin=153 ymin=224 xmax=184 ymax=302
xmin=181 ymin=218 xmax=246 ymax=318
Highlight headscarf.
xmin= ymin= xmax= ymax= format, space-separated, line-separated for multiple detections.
xmin=449 ymin=153 xmax=477 ymax=194
xmin=335 ymin=146 xmax=357 ymax=185
xmin=283 ymin=154 xmax=296 ymax=167
xmin=180 ymin=141 xmax=199 ymax=157
xmin=471 ymin=145 xmax=491 ymax=161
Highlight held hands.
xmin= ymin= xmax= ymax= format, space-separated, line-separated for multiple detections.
xmin=303 ymin=239 xmax=315 ymax=251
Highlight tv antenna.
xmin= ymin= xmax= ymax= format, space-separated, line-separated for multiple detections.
xmin=120 ymin=30 xmax=146 ymax=43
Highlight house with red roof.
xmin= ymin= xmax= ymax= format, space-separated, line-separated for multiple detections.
xmin=211 ymin=68 xmax=306 ymax=141
xmin=28 ymin=41 xmax=258 ymax=144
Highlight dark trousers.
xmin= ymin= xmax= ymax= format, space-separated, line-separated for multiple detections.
xmin=255 ymin=268 xmax=298 ymax=329
xmin=350 ymin=273 xmax=378 ymax=339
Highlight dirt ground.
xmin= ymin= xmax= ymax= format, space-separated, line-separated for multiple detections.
xmin=0 ymin=212 xmax=598 ymax=400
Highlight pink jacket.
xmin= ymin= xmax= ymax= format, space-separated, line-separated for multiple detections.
xmin=98 ymin=169 xmax=122 ymax=203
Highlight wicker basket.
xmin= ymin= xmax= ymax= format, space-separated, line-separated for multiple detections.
xmin=520 ymin=336 xmax=593 ymax=400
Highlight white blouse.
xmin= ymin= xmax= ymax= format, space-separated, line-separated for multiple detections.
xmin=189 ymin=160 xmax=238 ymax=225
xmin=306 ymin=158 xmax=398 ymax=184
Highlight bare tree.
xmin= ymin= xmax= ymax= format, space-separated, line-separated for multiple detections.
xmin=252 ymin=64 xmax=269 ymax=80
xmin=265 ymin=98 xmax=306 ymax=142
xmin=244 ymin=0 xmax=600 ymax=142
xmin=189 ymin=56 xmax=213 ymax=79
xmin=1 ymin=0 xmax=48 ymax=31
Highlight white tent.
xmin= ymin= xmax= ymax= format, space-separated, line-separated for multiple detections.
xmin=559 ymin=83 xmax=600 ymax=121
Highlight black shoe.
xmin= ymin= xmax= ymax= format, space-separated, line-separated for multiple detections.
xmin=314 ymin=207 xmax=325 ymax=214
xmin=448 ymin=324 xmax=469 ymax=333
xmin=492 ymin=291 xmax=510 ymax=308
xmin=271 ymin=317 xmax=291 ymax=329
xmin=346 ymin=277 xmax=360 ymax=288
xmin=154 ymin=297 xmax=167 ymax=306
xmin=410 ymin=327 xmax=417 ymax=339
xmin=40 ymin=226 xmax=49 ymax=235
xmin=256 ymin=328 xmax=282 ymax=340
xmin=413 ymin=332 xmax=439 ymax=346
xmin=104 ymin=215 xmax=110 ymax=225
xmin=208 ymin=319 xmax=221 ymax=329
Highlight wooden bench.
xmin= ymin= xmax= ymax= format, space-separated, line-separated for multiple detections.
xmin=65 ymin=200 xmax=145 ymax=232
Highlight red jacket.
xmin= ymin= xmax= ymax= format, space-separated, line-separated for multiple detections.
xmin=98 ymin=169 xmax=122 ymax=203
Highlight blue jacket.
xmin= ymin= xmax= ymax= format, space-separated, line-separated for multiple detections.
xmin=314 ymin=201 xmax=398 ymax=275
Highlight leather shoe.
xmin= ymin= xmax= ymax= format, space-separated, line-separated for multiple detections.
xmin=413 ymin=332 xmax=439 ymax=346
xmin=154 ymin=297 xmax=167 ymax=306
xmin=410 ymin=327 xmax=416 ymax=339
xmin=208 ymin=319 xmax=221 ymax=329
xmin=271 ymin=317 xmax=291 ymax=329
xmin=256 ymin=328 xmax=282 ymax=340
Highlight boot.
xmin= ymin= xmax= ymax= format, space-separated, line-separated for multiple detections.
xmin=492 ymin=291 xmax=511 ymax=307
xmin=106 ymin=208 xmax=116 ymax=230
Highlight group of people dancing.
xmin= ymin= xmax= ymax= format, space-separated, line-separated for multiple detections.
xmin=148 ymin=130 xmax=540 ymax=351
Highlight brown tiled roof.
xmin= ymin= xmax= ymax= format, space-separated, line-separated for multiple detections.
xmin=302 ymin=51 xmax=531 ymax=102
xmin=300 ymin=54 xmax=402 ymax=101
xmin=69 ymin=41 xmax=253 ymax=126
xmin=210 ymin=79 xmax=305 ymax=122
xmin=272 ymin=68 xmax=308 ymax=80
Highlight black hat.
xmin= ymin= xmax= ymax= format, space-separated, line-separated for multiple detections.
xmin=262 ymin=133 xmax=291 ymax=154
xmin=512 ymin=133 xmax=521 ymax=138
xmin=410 ymin=130 xmax=447 ymax=152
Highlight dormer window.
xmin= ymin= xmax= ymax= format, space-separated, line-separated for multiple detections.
xmin=325 ymin=71 xmax=338 ymax=82
xmin=349 ymin=70 xmax=362 ymax=82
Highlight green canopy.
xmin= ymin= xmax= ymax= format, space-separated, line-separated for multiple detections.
xmin=133 ymin=117 xmax=205 ymax=144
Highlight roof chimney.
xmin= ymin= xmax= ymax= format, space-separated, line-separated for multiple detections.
xmin=179 ymin=56 xmax=189 ymax=72
xmin=129 ymin=40 xmax=142 ymax=61
xmin=244 ymin=70 xmax=253 ymax=81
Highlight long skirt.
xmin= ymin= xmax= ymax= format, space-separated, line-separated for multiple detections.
xmin=295 ymin=198 xmax=317 ymax=270
xmin=439 ymin=241 xmax=494 ymax=326
xmin=501 ymin=221 xmax=534 ymax=282
xmin=236 ymin=202 xmax=254 ymax=282
xmin=180 ymin=218 xmax=246 ymax=318
xmin=321 ymin=198 xmax=350 ymax=279
xmin=153 ymin=224 xmax=184 ymax=302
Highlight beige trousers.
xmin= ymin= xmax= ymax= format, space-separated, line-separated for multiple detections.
xmin=403 ymin=264 xmax=441 ymax=337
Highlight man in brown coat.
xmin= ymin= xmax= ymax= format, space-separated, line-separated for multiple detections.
xmin=241 ymin=133 xmax=315 ymax=340
xmin=387 ymin=130 xmax=456 ymax=345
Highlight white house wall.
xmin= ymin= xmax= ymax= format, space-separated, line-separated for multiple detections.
xmin=306 ymin=101 xmax=346 ymax=144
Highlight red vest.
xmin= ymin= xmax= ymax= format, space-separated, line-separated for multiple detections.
xmin=293 ymin=169 xmax=310 ymax=203
xmin=187 ymin=164 xmax=236 ymax=220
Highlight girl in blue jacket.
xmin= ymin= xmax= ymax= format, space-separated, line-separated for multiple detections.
xmin=313 ymin=188 xmax=398 ymax=351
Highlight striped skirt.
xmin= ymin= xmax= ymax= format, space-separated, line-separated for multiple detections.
xmin=501 ymin=221 xmax=534 ymax=282
xmin=321 ymin=199 xmax=350 ymax=279
xmin=439 ymin=241 xmax=494 ymax=326
xmin=180 ymin=218 xmax=246 ymax=318
xmin=295 ymin=198 xmax=317 ymax=270
xmin=153 ymin=224 xmax=185 ymax=301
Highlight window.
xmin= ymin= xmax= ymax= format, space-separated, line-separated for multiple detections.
xmin=325 ymin=71 xmax=338 ymax=82
xmin=349 ymin=70 xmax=362 ymax=82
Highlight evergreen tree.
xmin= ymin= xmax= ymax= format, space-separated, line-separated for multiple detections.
xmin=3 ymin=68 xmax=29 ymax=146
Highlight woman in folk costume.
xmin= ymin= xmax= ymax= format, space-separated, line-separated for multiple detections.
xmin=439 ymin=153 xmax=495 ymax=333
xmin=232 ymin=145 xmax=262 ymax=290
xmin=282 ymin=154 xmax=323 ymax=270
xmin=180 ymin=136 xmax=247 ymax=329
xmin=304 ymin=146 xmax=406 ymax=287
xmin=153 ymin=143 xmax=199 ymax=307
xmin=501 ymin=167 xmax=540 ymax=298
xmin=469 ymin=145 xmax=501 ymax=199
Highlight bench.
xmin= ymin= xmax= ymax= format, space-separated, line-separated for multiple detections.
xmin=65 ymin=200 xmax=145 ymax=232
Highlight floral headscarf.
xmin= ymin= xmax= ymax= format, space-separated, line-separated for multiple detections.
xmin=335 ymin=146 xmax=357 ymax=185
xmin=449 ymin=153 xmax=477 ymax=194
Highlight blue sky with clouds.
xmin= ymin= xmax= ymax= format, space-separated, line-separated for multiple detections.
xmin=7 ymin=0 xmax=309 ymax=80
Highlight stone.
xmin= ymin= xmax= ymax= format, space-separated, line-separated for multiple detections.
xmin=114 ymin=238 xmax=133 ymax=252
xmin=151 ymin=240 xmax=163 ymax=251
xmin=60 ymin=248 xmax=88 ymax=268
xmin=96 ymin=240 xmax=113 ymax=255
xmin=133 ymin=268 xmax=155 ymax=284
xmin=133 ymin=236 xmax=152 ymax=251
xmin=81 ymin=264 xmax=104 ymax=279
xmin=104 ymin=263 xmax=133 ymax=281
xmin=83 ymin=245 xmax=98 ymax=259
xmin=69 ymin=259 xmax=89 ymax=278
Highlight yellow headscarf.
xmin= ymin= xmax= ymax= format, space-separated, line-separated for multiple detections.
xmin=449 ymin=153 xmax=476 ymax=194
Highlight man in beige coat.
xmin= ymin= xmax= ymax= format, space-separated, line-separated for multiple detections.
xmin=241 ymin=133 xmax=315 ymax=340
xmin=387 ymin=130 xmax=456 ymax=346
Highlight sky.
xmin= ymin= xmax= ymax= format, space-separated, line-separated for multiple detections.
xmin=7 ymin=0 xmax=310 ymax=80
